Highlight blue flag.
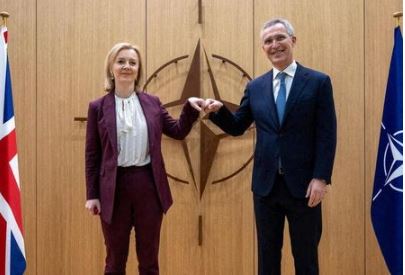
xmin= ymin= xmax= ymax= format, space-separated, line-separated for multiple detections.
xmin=371 ymin=26 xmax=403 ymax=275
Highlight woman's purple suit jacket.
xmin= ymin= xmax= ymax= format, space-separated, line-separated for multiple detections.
xmin=85 ymin=91 xmax=199 ymax=224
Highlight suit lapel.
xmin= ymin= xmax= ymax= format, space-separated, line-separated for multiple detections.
xmin=102 ymin=92 xmax=118 ymax=155
xmin=283 ymin=64 xmax=310 ymax=124
xmin=136 ymin=92 xmax=155 ymax=151
xmin=262 ymin=70 xmax=280 ymax=128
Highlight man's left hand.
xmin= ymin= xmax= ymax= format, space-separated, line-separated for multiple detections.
xmin=306 ymin=178 xmax=328 ymax=207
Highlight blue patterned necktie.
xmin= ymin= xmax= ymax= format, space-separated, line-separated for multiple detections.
xmin=276 ymin=72 xmax=287 ymax=124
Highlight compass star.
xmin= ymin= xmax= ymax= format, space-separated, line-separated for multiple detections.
xmin=146 ymin=41 xmax=254 ymax=198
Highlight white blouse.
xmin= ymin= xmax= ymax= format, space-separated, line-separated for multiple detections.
xmin=115 ymin=93 xmax=150 ymax=167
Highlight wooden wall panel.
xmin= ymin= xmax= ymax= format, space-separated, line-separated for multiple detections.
xmin=202 ymin=1 xmax=255 ymax=275
xmin=365 ymin=0 xmax=402 ymax=274
xmin=254 ymin=1 xmax=365 ymax=274
xmin=147 ymin=1 xmax=255 ymax=274
xmin=0 ymin=1 xmax=37 ymax=274
xmin=36 ymin=0 xmax=145 ymax=274
xmin=147 ymin=2 xmax=203 ymax=274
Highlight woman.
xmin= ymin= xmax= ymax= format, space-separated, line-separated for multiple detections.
xmin=85 ymin=42 xmax=204 ymax=275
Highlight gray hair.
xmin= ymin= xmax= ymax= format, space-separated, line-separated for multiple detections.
xmin=261 ymin=18 xmax=295 ymax=37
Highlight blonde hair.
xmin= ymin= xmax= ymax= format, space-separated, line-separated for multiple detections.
xmin=104 ymin=42 xmax=143 ymax=92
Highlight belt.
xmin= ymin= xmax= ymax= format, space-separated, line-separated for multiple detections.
xmin=117 ymin=163 xmax=151 ymax=172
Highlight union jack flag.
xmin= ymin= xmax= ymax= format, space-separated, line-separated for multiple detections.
xmin=0 ymin=26 xmax=26 ymax=275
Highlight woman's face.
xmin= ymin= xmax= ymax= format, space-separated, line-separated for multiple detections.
xmin=111 ymin=48 xmax=139 ymax=86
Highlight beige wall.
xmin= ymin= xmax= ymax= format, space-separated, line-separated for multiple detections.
xmin=0 ymin=0 xmax=401 ymax=274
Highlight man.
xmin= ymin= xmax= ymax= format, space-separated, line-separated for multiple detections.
xmin=204 ymin=18 xmax=337 ymax=275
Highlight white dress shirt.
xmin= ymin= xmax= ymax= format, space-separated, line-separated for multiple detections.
xmin=272 ymin=60 xmax=297 ymax=102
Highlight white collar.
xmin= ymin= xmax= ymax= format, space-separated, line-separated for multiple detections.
xmin=272 ymin=60 xmax=297 ymax=80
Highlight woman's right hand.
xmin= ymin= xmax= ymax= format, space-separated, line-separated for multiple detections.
xmin=188 ymin=97 xmax=205 ymax=111
xmin=85 ymin=199 xmax=101 ymax=215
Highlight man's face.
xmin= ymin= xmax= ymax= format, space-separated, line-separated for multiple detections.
xmin=261 ymin=23 xmax=296 ymax=70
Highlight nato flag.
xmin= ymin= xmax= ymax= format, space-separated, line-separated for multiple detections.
xmin=371 ymin=27 xmax=403 ymax=275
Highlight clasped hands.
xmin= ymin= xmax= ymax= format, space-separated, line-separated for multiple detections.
xmin=188 ymin=97 xmax=223 ymax=113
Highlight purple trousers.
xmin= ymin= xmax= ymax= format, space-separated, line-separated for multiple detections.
xmin=101 ymin=164 xmax=163 ymax=275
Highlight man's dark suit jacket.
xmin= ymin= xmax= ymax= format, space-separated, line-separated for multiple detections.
xmin=85 ymin=91 xmax=199 ymax=224
xmin=210 ymin=63 xmax=337 ymax=198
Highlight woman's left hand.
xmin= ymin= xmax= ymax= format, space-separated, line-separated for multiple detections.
xmin=188 ymin=97 xmax=205 ymax=112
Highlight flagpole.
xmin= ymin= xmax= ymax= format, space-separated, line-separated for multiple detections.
xmin=393 ymin=11 xmax=402 ymax=27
